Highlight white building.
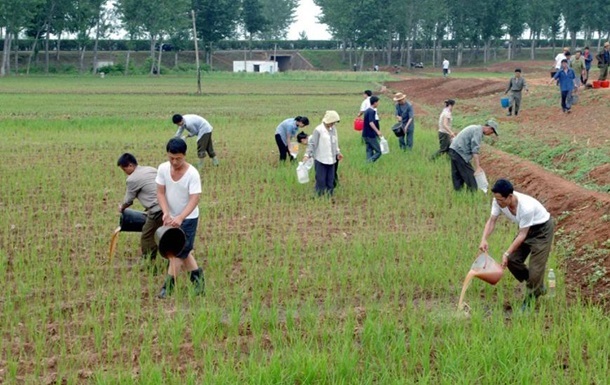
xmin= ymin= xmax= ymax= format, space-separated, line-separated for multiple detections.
xmin=233 ymin=60 xmax=278 ymax=73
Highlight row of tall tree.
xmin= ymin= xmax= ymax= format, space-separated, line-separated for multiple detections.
xmin=2 ymin=0 xmax=610 ymax=76
xmin=314 ymin=0 xmax=610 ymax=68
xmin=0 ymin=0 xmax=298 ymax=76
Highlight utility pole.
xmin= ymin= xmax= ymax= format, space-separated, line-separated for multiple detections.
xmin=191 ymin=10 xmax=201 ymax=95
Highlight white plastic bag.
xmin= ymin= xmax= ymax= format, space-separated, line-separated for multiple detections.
xmin=379 ymin=136 xmax=389 ymax=154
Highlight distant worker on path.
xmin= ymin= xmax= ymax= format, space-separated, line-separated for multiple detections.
xmin=552 ymin=47 xmax=570 ymax=78
xmin=172 ymin=114 xmax=219 ymax=168
xmin=505 ymin=68 xmax=529 ymax=116
xmin=479 ymin=179 xmax=555 ymax=310
xmin=596 ymin=42 xmax=610 ymax=81
xmin=274 ymin=116 xmax=310 ymax=163
xmin=156 ymin=138 xmax=205 ymax=298
xmin=442 ymin=58 xmax=450 ymax=78
xmin=570 ymin=50 xmax=586 ymax=97
xmin=117 ymin=153 xmax=163 ymax=261
xmin=549 ymin=59 xmax=575 ymax=114
xmin=583 ymin=46 xmax=593 ymax=83
xmin=448 ymin=120 xmax=498 ymax=191
xmin=431 ymin=99 xmax=456 ymax=160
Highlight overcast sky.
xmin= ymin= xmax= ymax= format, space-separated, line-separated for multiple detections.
xmin=287 ymin=0 xmax=331 ymax=40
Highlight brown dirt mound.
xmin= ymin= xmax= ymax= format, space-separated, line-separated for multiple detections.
xmin=589 ymin=164 xmax=610 ymax=186
xmin=386 ymin=78 xmax=505 ymax=105
xmin=483 ymin=150 xmax=610 ymax=307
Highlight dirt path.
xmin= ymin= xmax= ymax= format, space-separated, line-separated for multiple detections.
xmin=384 ymin=73 xmax=610 ymax=308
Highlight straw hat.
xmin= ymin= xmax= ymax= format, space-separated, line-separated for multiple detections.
xmin=322 ymin=110 xmax=341 ymax=124
xmin=393 ymin=92 xmax=407 ymax=102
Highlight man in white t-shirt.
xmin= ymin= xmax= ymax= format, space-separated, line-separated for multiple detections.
xmin=356 ymin=90 xmax=372 ymax=118
xmin=551 ymin=47 xmax=569 ymax=78
xmin=156 ymin=138 xmax=204 ymax=298
xmin=479 ymin=179 xmax=555 ymax=310
xmin=442 ymin=59 xmax=450 ymax=78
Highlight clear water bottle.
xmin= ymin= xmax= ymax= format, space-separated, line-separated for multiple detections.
xmin=547 ymin=269 xmax=556 ymax=298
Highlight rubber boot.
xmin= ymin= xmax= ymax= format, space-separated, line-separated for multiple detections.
xmin=507 ymin=107 xmax=512 ymax=116
xmin=158 ymin=275 xmax=175 ymax=299
xmin=189 ymin=268 xmax=205 ymax=296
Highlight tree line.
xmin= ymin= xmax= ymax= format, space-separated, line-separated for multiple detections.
xmin=1 ymin=0 xmax=609 ymax=76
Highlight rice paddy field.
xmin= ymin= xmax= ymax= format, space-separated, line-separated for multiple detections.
xmin=1 ymin=72 xmax=609 ymax=384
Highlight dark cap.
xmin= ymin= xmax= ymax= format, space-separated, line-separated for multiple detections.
xmin=515 ymin=68 xmax=522 ymax=73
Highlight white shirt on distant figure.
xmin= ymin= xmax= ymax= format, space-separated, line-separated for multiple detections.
xmin=554 ymin=53 xmax=566 ymax=69
xmin=442 ymin=59 xmax=450 ymax=69
xmin=360 ymin=97 xmax=371 ymax=114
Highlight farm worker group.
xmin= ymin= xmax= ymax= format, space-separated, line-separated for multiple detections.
xmin=117 ymin=137 xmax=205 ymax=299
xmin=113 ymin=60 xmax=578 ymax=310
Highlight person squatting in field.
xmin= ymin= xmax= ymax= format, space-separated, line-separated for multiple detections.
xmin=393 ymin=92 xmax=415 ymax=151
xmin=362 ymin=96 xmax=383 ymax=163
xmin=430 ymin=99 xmax=456 ymax=160
xmin=448 ymin=120 xmax=498 ymax=192
xmin=479 ymin=179 xmax=555 ymax=310
xmin=156 ymin=138 xmax=205 ymax=298
xmin=172 ymin=113 xmax=219 ymax=168
xmin=549 ymin=59 xmax=575 ymax=114
xmin=504 ymin=68 xmax=529 ymax=116
xmin=274 ymin=116 xmax=310 ymax=162
xmin=303 ymin=111 xmax=343 ymax=197
xmin=117 ymin=153 xmax=163 ymax=261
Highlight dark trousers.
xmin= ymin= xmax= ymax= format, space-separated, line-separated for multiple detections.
xmin=314 ymin=160 xmax=336 ymax=196
xmin=599 ymin=63 xmax=608 ymax=81
xmin=141 ymin=210 xmax=163 ymax=259
xmin=560 ymin=90 xmax=572 ymax=112
xmin=448 ymin=149 xmax=477 ymax=192
xmin=334 ymin=157 xmax=340 ymax=188
xmin=197 ymin=133 xmax=215 ymax=159
xmin=431 ymin=132 xmax=451 ymax=159
xmin=364 ymin=137 xmax=381 ymax=162
xmin=398 ymin=125 xmax=414 ymax=150
xmin=275 ymin=134 xmax=294 ymax=162
xmin=508 ymin=91 xmax=522 ymax=115
xmin=507 ymin=218 xmax=555 ymax=297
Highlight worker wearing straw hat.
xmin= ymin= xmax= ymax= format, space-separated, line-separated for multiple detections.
xmin=393 ymin=92 xmax=415 ymax=151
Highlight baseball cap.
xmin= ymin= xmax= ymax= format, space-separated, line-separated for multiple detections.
xmin=486 ymin=120 xmax=499 ymax=136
